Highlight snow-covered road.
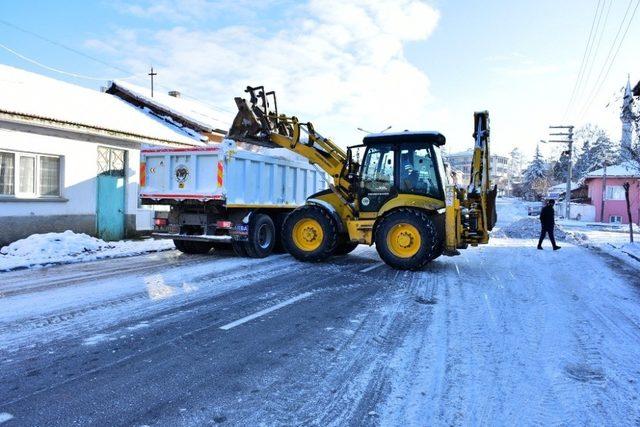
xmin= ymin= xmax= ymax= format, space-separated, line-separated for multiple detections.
xmin=1 ymin=200 xmax=639 ymax=426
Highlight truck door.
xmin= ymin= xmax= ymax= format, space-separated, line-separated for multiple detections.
xmin=358 ymin=143 xmax=396 ymax=212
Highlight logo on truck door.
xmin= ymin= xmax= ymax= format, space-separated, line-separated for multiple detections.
xmin=175 ymin=164 xmax=189 ymax=188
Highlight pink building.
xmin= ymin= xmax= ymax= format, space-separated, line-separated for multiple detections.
xmin=584 ymin=163 xmax=640 ymax=225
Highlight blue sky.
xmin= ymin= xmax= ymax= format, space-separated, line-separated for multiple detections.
xmin=1 ymin=0 xmax=638 ymax=159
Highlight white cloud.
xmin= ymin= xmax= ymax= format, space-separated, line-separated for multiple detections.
xmin=93 ymin=0 xmax=441 ymax=146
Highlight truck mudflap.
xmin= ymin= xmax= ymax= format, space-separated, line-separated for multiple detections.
xmin=229 ymin=224 xmax=249 ymax=242
xmin=152 ymin=233 xmax=233 ymax=243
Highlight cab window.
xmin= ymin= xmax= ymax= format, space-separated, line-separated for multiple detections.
xmin=361 ymin=144 xmax=394 ymax=192
xmin=399 ymin=146 xmax=440 ymax=198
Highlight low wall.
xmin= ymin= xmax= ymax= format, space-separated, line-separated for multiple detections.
xmin=0 ymin=214 xmax=139 ymax=246
xmin=570 ymin=203 xmax=596 ymax=221
xmin=0 ymin=214 xmax=96 ymax=247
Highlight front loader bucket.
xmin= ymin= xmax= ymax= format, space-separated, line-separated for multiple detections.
xmin=227 ymin=97 xmax=278 ymax=148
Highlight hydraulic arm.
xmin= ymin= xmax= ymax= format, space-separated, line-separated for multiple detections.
xmin=229 ymin=86 xmax=356 ymax=205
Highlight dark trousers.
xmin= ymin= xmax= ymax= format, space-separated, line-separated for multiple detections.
xmin=538 ymin=227 xmax=557 ymax=248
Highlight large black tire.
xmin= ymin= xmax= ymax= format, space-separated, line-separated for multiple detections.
xmin=282 ymin=205 xmax=339 ymax=262
xmin=244 ymin=214 xmax=276 ymax=258
xmin=334 ymin=236 xmax=359 ymax=256
xmin=231 ymin=241 xmax=249 ymax=257
xmin=271 ymin=212 xmax=288 ymax=254
xmin=374 ymin=209 xmax=441 ymax=270
xmin=173 ymin=239 xmax=213 ymax=254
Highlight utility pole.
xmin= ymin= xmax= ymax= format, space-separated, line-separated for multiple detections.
xmin=543 ymin=125 xmax=574 ymax=219
xmin=600 ymin=162 xmax=607 ymax=222
xmin=148 ymin=66 xmax=157 ymax=97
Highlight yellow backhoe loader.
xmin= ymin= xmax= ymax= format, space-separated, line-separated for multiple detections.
xmin=228 ymin=86 xmax=497 ymax=270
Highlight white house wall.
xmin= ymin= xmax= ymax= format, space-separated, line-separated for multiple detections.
xmin=0 ymin=128 xmax=145 ymax=245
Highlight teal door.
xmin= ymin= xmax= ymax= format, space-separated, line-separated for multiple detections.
xmin=97 ymin=147 xmax=126 ymax=241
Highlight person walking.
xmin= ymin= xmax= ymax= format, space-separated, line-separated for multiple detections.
xmin=538 ymin=199 xmax=561 ymax=250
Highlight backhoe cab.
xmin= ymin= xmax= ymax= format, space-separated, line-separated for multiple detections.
xmin=228 ymin=86 xmax=497 ymax=270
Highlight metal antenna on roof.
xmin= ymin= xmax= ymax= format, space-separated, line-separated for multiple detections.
xmin=148 ymin=66 xmax=157 ymax=97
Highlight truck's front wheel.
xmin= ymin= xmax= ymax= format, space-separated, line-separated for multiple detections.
xmin=374 ymin=209 xmax=440 ymax=270
xmin=282 ymin=205 xmax=338 ymax=262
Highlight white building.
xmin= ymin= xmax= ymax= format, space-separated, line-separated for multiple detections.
xmin=0 ymin=65 xmax=201 ymax=245
xmin=444 ymin=150 xmax=510 ymax=193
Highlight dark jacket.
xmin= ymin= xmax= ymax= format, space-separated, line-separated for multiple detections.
xmin=540 ymin=205 xmax=555 ymax=229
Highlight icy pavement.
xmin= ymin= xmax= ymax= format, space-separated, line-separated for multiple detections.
xmin=0 ymin=199 xmax=639 ymax=425
xmin=0 ymin=230 xmax=174 ymax=271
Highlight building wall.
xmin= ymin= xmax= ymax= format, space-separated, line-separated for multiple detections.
xmin=0 ymin=127 xmax=144 ymax=245
xmin=586 ymin=177 xmax=640 ymax=224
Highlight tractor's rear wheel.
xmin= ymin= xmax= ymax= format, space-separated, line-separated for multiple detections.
xmin=374 ymin=209 xmax=440 ymax=270
xmin=282 ymin=205 xmax=339 ymax=262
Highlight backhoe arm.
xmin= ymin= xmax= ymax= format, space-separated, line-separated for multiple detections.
xmin=228 ymin=86 xmax=354 ymax=201
xmin=444 ymin=111 xmax=497 ymax=252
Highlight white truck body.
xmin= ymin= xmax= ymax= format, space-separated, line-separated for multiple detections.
xmin=140 ymin=139 xmax=328 ymax=256
xmin=140 ymin=139 xmax=326 ymax=206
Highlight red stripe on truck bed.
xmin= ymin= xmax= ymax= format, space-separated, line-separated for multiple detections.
xmin=141 ymin=146 xmax=221 ymax=154
xmin=140 ymin=193 xmax=225 ymax=200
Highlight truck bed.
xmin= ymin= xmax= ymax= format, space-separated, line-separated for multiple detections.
xmin=140 ymin=139 xmax=327 ymax=207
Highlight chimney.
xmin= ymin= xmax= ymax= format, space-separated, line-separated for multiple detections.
xmin=168 ymin=90 xmax=181 ymax=98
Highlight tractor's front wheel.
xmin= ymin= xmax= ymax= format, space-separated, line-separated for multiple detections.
xmin=374 ymin=209 xmax=440 ymax=270
xmin=282 ymin=205 xmax=339 ymax=262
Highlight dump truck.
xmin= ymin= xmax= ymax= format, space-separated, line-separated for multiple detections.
xmin=228 ymin=86 xmax=497 ymax=270
xmin=140 ymin=140 xmax=327 ymax=257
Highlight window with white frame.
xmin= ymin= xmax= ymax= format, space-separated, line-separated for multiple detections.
xmin=610 ymin=215 xmax=622 ymax=223
xmin=0 ymin=152 xmax=15 ymax=195
xmin=0 ymin=150 xmax=62 ymax=198
xmin=605 ymin=185 xmax=625 ymax=200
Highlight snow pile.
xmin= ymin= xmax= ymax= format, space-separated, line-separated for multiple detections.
xmin=0 ymin=231 xmax=174 ymax=271
xmin=496 ymin=217 xmax=588 ymax=242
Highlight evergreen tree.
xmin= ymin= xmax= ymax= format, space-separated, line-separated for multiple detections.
xmin=523 ymin=144 xmax=550 ymax=198
xmin=552 ymin=150 xmax=570 ymax=183
xmin=573 ymin=124 xmax=617 ymax=179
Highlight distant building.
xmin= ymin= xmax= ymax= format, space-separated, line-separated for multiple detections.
xmin=621 ymin=76 xmax=634 ymax=154
xmin=0 ymin=65 xmax=201 ymax=246
xmin=444 ymin=150 xmax=509 ymax=193
xmin=546 ymin=182 xmax=587 ymax=202
xmin=584 ymin=163 xmax=640 ymax=224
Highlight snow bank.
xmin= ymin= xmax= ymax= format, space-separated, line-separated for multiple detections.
xmin=0 ymin=231 xmax=174 ymax=271
xmin=495 ymin=217 xmax=588 ymax=242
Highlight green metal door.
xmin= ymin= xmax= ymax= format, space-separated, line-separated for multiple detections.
xmin=97 ymin=147 xmax=126 ymax=241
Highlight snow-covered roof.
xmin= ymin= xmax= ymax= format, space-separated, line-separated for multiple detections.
xmin=107 ymin=80 xmax=232 ymax=135
xmin=585 ymin=162 xmax=640 ymax=179
xmin=0 ymin=65 xmax=199 ymax=146
xmin=548 ymin=182 xmax=581 ymax=192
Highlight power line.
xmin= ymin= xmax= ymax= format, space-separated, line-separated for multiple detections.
xmin=0 ymin=18 xmax=133 ymax=76
xmin=563 ymin=0 xmax=604 ymax=120
xmin=0 ymin=42 xmax=140 ymax=81
xmin=578 ymin=0 xmax=613 ymax=107
xmin=0 ymin=18 xmax=235 ymax=119
xmin=577 ymin=0 xmax=640 ymax=120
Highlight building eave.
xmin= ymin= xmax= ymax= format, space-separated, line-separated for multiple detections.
xmin=0 ymin=110 xmax=199 ymax=148
xmin=106 ymin=82 xmax=228 ymax=136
